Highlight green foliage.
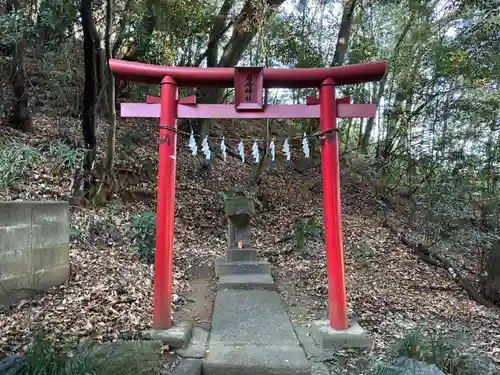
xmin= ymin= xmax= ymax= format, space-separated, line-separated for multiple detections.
xmin=382 ymin=329 xmax=499 ymax=375
xmin=47 ymin=140 xmax=85 ymax=169
xmin=351 ymin=243 xmax=373 ymax=268
xmin=128 ymin=211 xmax=156 ymax=264
xmin=293 ymin=215 xmax=322 ymax=254
xmin=12 ymin=331 xmax=161 ymax=375
xmin=0 ymin=141 xmax=41 ymax=190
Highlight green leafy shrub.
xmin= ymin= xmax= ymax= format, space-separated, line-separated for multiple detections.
xmin=293 ymin=215 xmax=322 ymax=254
xmin=128 ymin=211 xmax=156 ymax=264
xmin=373 ymin=329 xmax=500 ymax=375
xmin=391 ymin=330 xmax=455 ymax=370
xmin=47 ymin=140 xmax=85 ymax=169
xmin=8 ymin=331 xmax=161 ymax=375
xmin=0 ymin=141 xmax=41 ymax=190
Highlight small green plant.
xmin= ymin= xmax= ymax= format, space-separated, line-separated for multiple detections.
xmin=351 ymin=243 xmax=372 ymax=268
xmin=0 ymin=141 xmax=41 ymax=190
xmin=374 ymin=329 xmax=500 ymax=375
xmin=12 ymin=331 xmax=162 ymax=375
xmin=293 ymin=215 xmax=322 ymax=254
xmin=128 ymin=211 xmax=156 ymax=264
xmin=391 ymin=329 xmax=456 ymax=369
xmin=47 ymin=139 xmax=85 ymax=169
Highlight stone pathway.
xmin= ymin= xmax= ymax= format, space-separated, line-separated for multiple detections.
xmin=204 ymin=249 xmax=310 ymax=375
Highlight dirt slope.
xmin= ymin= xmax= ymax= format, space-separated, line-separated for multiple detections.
xmin=0 ymin=116 xmax=498 ymax=365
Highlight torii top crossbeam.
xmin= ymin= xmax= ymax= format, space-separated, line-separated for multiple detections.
xmin=109 ymin=59 xmax=387 ymax=88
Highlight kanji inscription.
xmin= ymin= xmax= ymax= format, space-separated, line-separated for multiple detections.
xmin=234 ymin=67 xmax=264 ymax=110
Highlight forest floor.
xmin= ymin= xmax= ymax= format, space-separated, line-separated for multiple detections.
xmin=0 ymin=114 xmax=499 ymax=368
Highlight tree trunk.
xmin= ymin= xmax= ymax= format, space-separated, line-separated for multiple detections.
xmin=359 ymin=19 xmax=413 ymax=152
xmin=192 ymin=0 xmax=286 ymax=141
xmin=105 ymin=0 xmax=116 ymax=171
xmin=331 ymin=0 xmax=357 ymax=67
xmin=7 ymin=0 xmax=32 ymax=132
xmin=207 ymin=0 xmax=235 ymax=67
xmin=217 ymin=0 xmax=285 ymax=68
xmin=80 ymin=0 xmax=97 ymax=176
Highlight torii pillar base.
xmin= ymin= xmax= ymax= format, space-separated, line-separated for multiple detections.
xmin=311 ymin=320 xmax=371 ymax=350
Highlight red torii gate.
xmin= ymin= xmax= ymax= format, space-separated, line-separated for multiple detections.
xmin=109 ymin=58 xmax=388 ymax=331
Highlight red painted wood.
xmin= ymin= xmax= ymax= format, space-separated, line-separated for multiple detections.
xmin=146 ymin=95 xmax=196 ymax=105
xmin=146 ymin=95 xmax=160 ymax=104
xmin=234 ymin=67 xmax=264 ymax=110
xmin=319 ymin=78 xmax=348 ymax=330
xmin=109 ymin=59 xmax=388 ymax=88
xmin=121 ymin=103 xmax=376 ymax=119
xmin=153 ymin=76 xmax=178 ymax=330
xmin=178 ymin=95 xmax=196 ymax=104
xmin=306 ymin=96 xmax=321 ymax=105
xmin=307 ymin=96 xmax=351 ymax=105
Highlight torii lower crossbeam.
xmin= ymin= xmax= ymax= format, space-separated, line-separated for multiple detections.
xmin=121 ymin=103 xmax=376 ymax=119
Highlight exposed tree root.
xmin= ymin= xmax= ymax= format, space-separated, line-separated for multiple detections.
xmin=383 ymin=219 xmax=497 ymax=309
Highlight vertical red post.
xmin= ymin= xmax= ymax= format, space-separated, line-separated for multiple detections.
xmin=153 ymin=75 xmax=178 ymax=329
xmin=319 ymin=78 xmax=348 ymax=330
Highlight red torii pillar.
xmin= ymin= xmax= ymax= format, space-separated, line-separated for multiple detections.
xmin=109 ymin=59 xmax=388 ymax=332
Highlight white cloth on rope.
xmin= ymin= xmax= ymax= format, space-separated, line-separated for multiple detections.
xmin=302 ymin=133 xmax=310 ymax=158
xmin=252 ymin=141 xmax=260 ymax=163
xmin=269 ymin=138 xmax=276 ymax=161
xmin=282 ymin=139 xmax=291 ymax=161
xmin=220 ymin=137 xmax=227 ymax=161
xmin=201 ymin=136 xmax=211 ymax=161
xmin=238 ymin=141 xmax=245 ymax=163
xmin=188 ymin=131 xmax=197 ymax=155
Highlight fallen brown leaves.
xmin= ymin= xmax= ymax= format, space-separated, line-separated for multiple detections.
xmin=0 ymin=116 xmax=499 ymax=368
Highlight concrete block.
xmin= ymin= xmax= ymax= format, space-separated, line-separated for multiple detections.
xmin=31 ymin=222 xmax=69 ymax=249
xmin=172 ymin=359 xmax=202 ymax=375
xmin=177 ymin=327 xmax=209 ymax=358
xmin=0 ymin=226 xmax=31 ymax=252
xmin=210 ymin=290 xmax=299 ymax=346
xmin=293 ymin=326 xmax=333 ymax=361
xmin=0 ymin=251 xmax=31 ymax=277
xmin=30 ymin=201 xmax=68 ymax=225
xmin=0 ymin=202 xmax=32 ymax=227
xmin=218 ymin=273 xmax=274 ymax=290
xmin=31 ymin=265 xmax=70 ymax=291
xmin=31 ymin=245 xmax=69 ymax=271
xmin=214 ymin=259 xmax=271 ymax=277
xmin=202 ymin=344 xmax=310 ymax=375
xmin=311 ymin=320 xmax=371 ymax=349
xmin=0 ymin=273 xmax=33 ymax=306
xmin=143 ymin=322 xmax=192 ymax=349
xmin=225 ymin=248 xmax=257 ymax=262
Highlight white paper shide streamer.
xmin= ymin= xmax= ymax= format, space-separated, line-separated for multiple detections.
xmin=282 ymin=139 xmax=291 ymax=161
xmin=302 ymin=133 xmax=310 ymax=158
xmin=269 ymin=138 xmax=276 ymax=161
xmin=188 ymin=130 xmax=197 ymax=155
xmin=201 ymin=136 xmax=211 ymax=161
xmin=220 ymin=137 xmax=227 ymax=161
xmin=238 ymin=141 xmax=245 ymax=162
xmin=251 ymin=141 xmax=260 ymax=163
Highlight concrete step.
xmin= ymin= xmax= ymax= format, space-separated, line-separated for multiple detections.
xmin=214 ymin=259 xmax=271 ymax=277
xmin=203 ymin=289 xmax=309 ymax=375
xmin=202 ymin=344 xmax=310 ymax=375
xmin=225 ymin=248 xmax=258 ymax=262
xmin=218 ymin=273 xmax=274 ymax=290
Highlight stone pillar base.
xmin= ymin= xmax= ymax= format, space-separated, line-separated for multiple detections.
xmin=311 ymin=320 xmax=371 ymax=349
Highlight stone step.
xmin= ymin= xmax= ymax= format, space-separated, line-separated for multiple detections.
xmin=214 ymin=259 xmax=271 ymax=277
xmin=225 ymin=248 xmax=258 ymax=262
xmin=202 ymin=344 xmax=310 ymax=375
xmin=203 ymin=289 xmax=310 ymax=375
xmin=218 ymin=273 xmax=274 ymax=290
